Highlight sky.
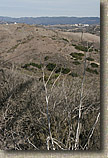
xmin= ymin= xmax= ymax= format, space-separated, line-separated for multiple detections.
xmin=0 ymin=0 xmax=100 ymax=18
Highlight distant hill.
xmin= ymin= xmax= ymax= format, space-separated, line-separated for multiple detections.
xmin=0 ymin=16 xmax=100 ymax=25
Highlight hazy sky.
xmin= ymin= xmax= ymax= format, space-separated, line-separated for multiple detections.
xmin=0 ymin=0 xmax=100 ymax=17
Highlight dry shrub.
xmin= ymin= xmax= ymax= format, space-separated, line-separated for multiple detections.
xmin=0 ymin=67 xmax=100 ymax=150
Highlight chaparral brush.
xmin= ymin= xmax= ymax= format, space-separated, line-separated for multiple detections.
xmin=0 ymin=22 xmax=100 ymax=150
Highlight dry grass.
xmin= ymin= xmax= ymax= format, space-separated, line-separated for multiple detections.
xmin=0 ymin=66 xmax=100 ymax=150
xmin=0 ymin=23 xmax=100 ymax=150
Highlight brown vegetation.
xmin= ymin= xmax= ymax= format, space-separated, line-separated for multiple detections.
xmin=0 ymin=23 xmax=100 ymax=150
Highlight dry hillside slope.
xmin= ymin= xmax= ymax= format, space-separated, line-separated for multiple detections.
xmin=0 ymin=24 xmax=100 ymax=150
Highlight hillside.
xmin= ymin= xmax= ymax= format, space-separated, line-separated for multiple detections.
xmin=0 ymin=23 xmax=100 ymax=150
xmin=0 ymin=16 xmax=100 ymax=25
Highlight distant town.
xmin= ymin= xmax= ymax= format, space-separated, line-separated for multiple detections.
xmin=0 ymin=20 xmax=100 ymax=37
xmin=0 ymin=21 xmax=90 ymax=27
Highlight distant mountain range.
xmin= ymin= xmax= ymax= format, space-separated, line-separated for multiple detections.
xmin=0 ymin=16 xmax=100 ymax=25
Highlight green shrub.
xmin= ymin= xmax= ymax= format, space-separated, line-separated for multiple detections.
xmin=46 ymin=63 xmax=56 ymax=71
xmin=75 ymin=45 xmax=93 ymax=52
xmin=69 ymin=72 xmax=78 ymax=77
xmin=62 ymin=38 xmax=69 ymax=42
xmin=30 ymin=63 xmax=42 ymax=69
xmin=86 ymin=57 xmax=94 ymax=61
xmin=44 ymin=76 xmax=49 ymax=82
xmin=72 ymin=44 xmax=76 ymax=47
xmin=70 ymin=52 xmax=84 ymax=60
xmin=61 ymin=68 xmax=70 ymax=74
xmin=44 ymin=56 xmax=49 ymax=61
xmin=73 ymin=61 xmax=81 ymax=65
xmin=7 ymin=44 xmax=20 ymax=53
xmin=89 ymin=48 xmax=93 ymax=52
xmin=59 ymin=48 xmax=62 ymax=51
xmin=53 ymin=74 xmax=59 ymax=79
xmin=95 ymin=49 xmax=99 ymax=52
xmin=22 ymin=63 xmax=43 ymax=69
xmin=77 ymin=53 xmax=84 ymax=56
xmin=42 ymin=36 xmax=46 ymax=38
xmin=22 ymin=64 xmax=30 ymax=69
xmin=75 ymin=45 xmax=88 ymax=52
xmin=52 ymin=37 xmax=56 ymax=40
xmin=55 ymin=68 xmax=62 ymax=73
xmin=55 ymin=67 xmax=71 ymax=74
xmin=86 ymin=68 xmax=98 ymax=74
xmin=91 ymin=63 xmax=99 ymax=68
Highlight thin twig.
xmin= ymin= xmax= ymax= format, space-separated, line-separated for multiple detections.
xmin=27 ymin=138 xmax=39 ymax=150
xmin=42 ymin=67 xmax=55 ymax=150
xmin=83 ymin=112 xmax=100 ymax=150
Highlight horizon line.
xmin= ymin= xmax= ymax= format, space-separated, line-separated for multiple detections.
xmin=0 ymin=15 xmax=100 ymax=18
